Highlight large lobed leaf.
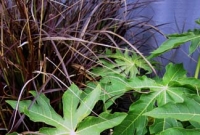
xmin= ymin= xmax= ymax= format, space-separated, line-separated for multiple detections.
xmin=149 ymin=118 xmax=182 ymax=134
xmin=86 ymin=74 xmax=158 ymax=109
xmin=144 ymin=96 xmax=200 ymax=123
xmin=162 ymin=63 xmax=186 ymax=84
xmin=149 ymin=29 xmax=200 ymax=59
xmin=113 ymin=93 xmax=156 ymax=135
xmin=6 ymin=84 xmax=126 ymax=135
xmin=113 ymin=63 xmax=199 ymax=135
xmin=76 ymin=112 xmax=126 ymax=135
xmin=157 ymin=128 xmax=200 ymax=135
xmin=113 ymin=89 xmax=182 ymax=135
xmin=7 ymin=92 xmax=67 ymax=131
xmin=93 ymin=49 xmax=152 ymax=78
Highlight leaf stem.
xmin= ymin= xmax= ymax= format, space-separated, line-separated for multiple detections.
xmin=194 ymin=55 xmax=200 ymax=78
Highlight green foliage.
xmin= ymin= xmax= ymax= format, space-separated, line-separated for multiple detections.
xmin=7 ymin=32 xmax=200 ymax=134
xmin=84 ymin=42 xmax=200 ymax=134
xmin=149 ymin=29 xmax=200 ymax=59
xmin=6 ymin=47 xmax=200 ymax=134
xmin=4 ymin=3 xmax=200 ymax=134
xmin=144 ymin=97 xmax=200 ymax=123
xmin=148 ymin=19 xmax=200 ymax=80
xmin=6 ymin=84 xmax=126 ymax=135
xmin=87 ymin=40 xmax=200 ymax=135
xmin=93 ymin=49 xmax=152 ymax=78
xmin=158 ymin=128 xmax=200 ymax=135
xmin=149 ymin=118 xmax=182 ymax=134
xmin=113 ymin=64 xmax=186 ymax=134
xmin=99 ymin=75 xmax=156 ymax=109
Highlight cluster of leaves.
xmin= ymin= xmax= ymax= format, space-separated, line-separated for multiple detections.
xmin=89 ymin=47 xmax=200 ymax=134
xmin=5 ymin=1 xmax=200 ymax=135
xmin=92 ymin=49 xmax=152 ymax=78
xmin=2 ymin=0 xmax=200 ymax=133
xmin=6 ymin=46 xmax=200 ymax=134
xmin=148 ymin=19 xmax=200 ymax=79
xmin=6 ymin=84 xmax=127 ymax=135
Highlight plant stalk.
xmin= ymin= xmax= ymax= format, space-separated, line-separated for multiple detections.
xmin=194 ymin=55 xmax=200 ymax=79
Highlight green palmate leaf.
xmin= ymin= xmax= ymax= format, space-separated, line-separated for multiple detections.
xmin=155 ymin=86 xmax=188 ymax=106
xmin=100 ymin=64 xmax=192 ymax=108
xmin=114 ymin=91 xmax=185 ymax=135
xmin=113 ymin=84 xmax=186 ymax=135
xmin=113 ymin=87 xmax=188 ymax=135
xmin=189 ymin=29 xmax=200 ymax=54
xmin=91 ymin=75 xmax=157 ymax=109
xmin=144 ymin=97 xmax=200 ymax=123
xmin=40 ymin=112 xmax=127 ymax=135
xmin=7 ymin=92 xmax=66 ymax=131
xmin=62 ymin=84 xmax=82 ymax=129
xmin=6 ymin=84 xmax=126 ymax=135
xmin=190 ymin=36 xmax=200 ymax=54
xmin=93 ymin=49 xmax=152 ymax=78
xmin=162 ymin=63 xmax=186 ymax=84
xmin=113 ymin=93 xmax=156 ymax=135
xmin=86 ymin=73 xmax=157 ymax=109
xmin=91 ymin=60 xmax=119 ymax=77
xmin=149 ymin=118 xmax=182 ymax=134
xmin=190 ymin=121 xmax=200 ymax=128
xmin=149 ymin=30 xmax=200 ymax=58
xmin=157 ymin=128 xmax=200 ymax=135
xmin=108 ymin=49 xmax=152 ymax=76
xmin=153 ymin=63 xmax=192 ymax=106
xmin=113 ymin=63 xmax=196 ymax=135
xmin=174 ymin=77 xmax=200 ymax=90
xmin=90 ymin=49 xmax=172 ymax=110
xmin=76 ymin=112 xmax=126 ymax=135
